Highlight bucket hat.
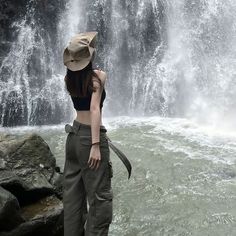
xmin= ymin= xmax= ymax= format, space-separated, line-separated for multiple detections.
xmin=63 ymin=31 xmax=98 ymax=71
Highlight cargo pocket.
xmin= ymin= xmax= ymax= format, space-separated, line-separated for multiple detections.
xmin=94 ymin=189 xmax=113 ymax=227
xmin=100 ymin=135 xmax=109 ymax=148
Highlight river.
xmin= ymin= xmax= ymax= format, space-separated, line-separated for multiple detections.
xmin=1 ymin=116 xmax=236 ymax=235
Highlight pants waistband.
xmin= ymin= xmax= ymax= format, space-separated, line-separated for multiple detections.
xmin=65 ymin=120 xmax=107 ymax=134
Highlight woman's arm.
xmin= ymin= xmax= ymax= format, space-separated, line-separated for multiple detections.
xmin=90 ymin=71 xmax=106 ymax=143
xmin=88 ymin=71 xmax=106 ymax=169
xmin=90 ymin=100 xmax=101 ymax=144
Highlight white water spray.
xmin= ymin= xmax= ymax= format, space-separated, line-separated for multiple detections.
xmin=0 ymin=0 xmax=235 ymax=130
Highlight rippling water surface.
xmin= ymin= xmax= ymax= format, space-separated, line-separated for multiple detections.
xmin=2 ymin=116 xmax=236 ymax=236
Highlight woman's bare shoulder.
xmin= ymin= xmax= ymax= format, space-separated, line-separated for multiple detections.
xmin=93 ymin=69 xmax=107 ymax=84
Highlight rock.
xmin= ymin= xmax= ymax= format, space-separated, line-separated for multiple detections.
xmin=0 ymin=186 xmax=25 ymax=231
xmin=0 ymin=195 xmax=63 ymax=236
xmin=0 ymin=133 xmax=65 ymax=235
xmin=0 ymin=133 xmax=58 ymax=205
xmin=49 ymin=171 xmax=64 ymax=200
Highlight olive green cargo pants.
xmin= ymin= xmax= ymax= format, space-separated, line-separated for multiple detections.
xmin=63 ymin=120 xmax=113 ymax=236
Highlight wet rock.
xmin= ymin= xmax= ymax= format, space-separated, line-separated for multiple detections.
xmin=49 ymin=170 xmax=64 ymax=200
xmin=0 ymin=133 xmax=64 ymax=235
xmin=1 ymin=195 xmax=63 ymax=236
xmin=0 ymin=133 xmax=58 ymax=205
xmin=0 ymin=186 xmax=25 ymax=231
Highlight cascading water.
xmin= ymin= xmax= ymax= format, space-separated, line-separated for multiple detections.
xmin=0 ymin=0 xmax=236 ymax=130
xmin=150 ymin=0 xmax=236 ymax=130
xmin=0 ymin=0 xmax=70 ymax=127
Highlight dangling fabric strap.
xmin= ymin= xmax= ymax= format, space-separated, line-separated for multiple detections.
xmin=106 ymin=135 xmax=132 ymax=179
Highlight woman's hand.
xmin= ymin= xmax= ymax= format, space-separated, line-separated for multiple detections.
xmin=88 ymin=145 xmax=101 ymax=170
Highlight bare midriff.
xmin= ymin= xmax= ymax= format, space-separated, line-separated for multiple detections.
xmin=75 ymin=109 xmax=104 ymax=126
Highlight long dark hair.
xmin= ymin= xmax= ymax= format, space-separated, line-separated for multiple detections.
xmin=64 ymin=62 xmax=102 ymax=97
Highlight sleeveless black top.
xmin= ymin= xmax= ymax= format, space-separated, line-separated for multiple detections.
xmin=71 ymin=88 xmax=106 ymax=111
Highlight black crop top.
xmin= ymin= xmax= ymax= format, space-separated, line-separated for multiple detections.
xmin=71 ymin=88 xmax=106 ymax=111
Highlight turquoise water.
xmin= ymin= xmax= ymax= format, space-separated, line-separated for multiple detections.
xmin=2 ymin=116 xmax=236 ymax=236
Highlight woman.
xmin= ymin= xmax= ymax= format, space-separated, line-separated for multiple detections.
xmin=62 ymin=31 xmax=113 ymax=236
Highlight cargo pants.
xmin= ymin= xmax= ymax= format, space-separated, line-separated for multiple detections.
xmin=63 ymin=120 xmax=113 ymax=236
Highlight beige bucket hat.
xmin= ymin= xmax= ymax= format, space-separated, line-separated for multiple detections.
xmin=63 ymin=31 xmax=98 ymax=71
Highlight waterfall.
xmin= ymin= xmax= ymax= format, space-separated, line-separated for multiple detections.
xmin=158 ymin=0 xmax=236 ymax=129
xmin=0 ymin=0 xmax=236 ymax=129
xmin=0 ymin=0 xmax=70 ymax=127
xmin=58 ymin=0 xmax=236 ymax=129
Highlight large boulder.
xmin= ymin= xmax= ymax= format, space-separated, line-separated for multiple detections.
xmin=0 ymin=134 xmax=56 ymax=205
xmin=0 ymin=133 xmax=59 ymax=205
xmin=0 ymin=133 xmax=64 ymax=235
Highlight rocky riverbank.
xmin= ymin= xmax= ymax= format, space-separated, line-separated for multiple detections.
xmin=0 ymin=132 xmax=64 ymax=236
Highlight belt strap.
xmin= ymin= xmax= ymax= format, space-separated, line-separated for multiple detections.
xmin=106 ymin=136 xmax=132 ymax=179
xmin=65 ymin=124 xmax=132 ymax=179
xmin=65 ymin=123 xmax=107 ymax=134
